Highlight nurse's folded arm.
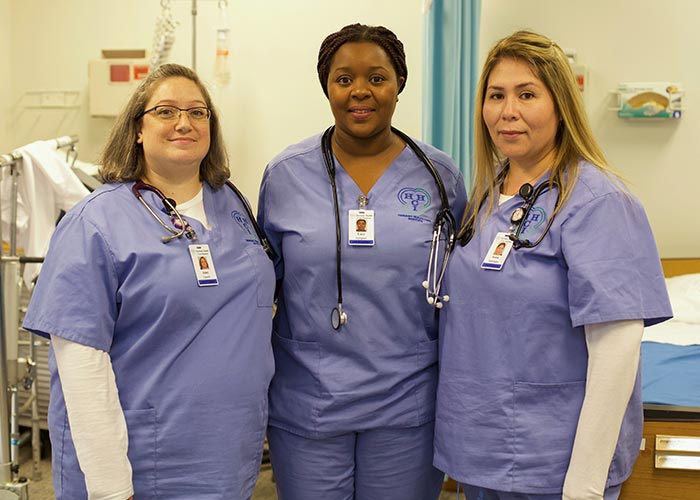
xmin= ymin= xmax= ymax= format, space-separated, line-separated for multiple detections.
xmin=52 ymin=335 xmax=134 ymax=500
xmin=563 ymin=320 xmax=644 ymax=500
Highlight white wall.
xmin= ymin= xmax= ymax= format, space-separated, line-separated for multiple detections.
xmin=0 ymin=0 xmax=11 ymax=152
xmin=480 ymin=0 xmax=698 ymax=258
xmin=7 ymin=0 xmax=423 ymax=208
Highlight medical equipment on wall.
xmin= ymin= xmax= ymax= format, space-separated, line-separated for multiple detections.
xmin=132 ymin=180 xmax=275 ymax=258
xmin=321 ymin=126 xmax=457 ymax=330
xmin=0 ymin=135 xmax=83 ymax=497
xmin=213 ymin=0 xmax=231 ymax=87
xmin=458 ymin=163 xmax=561 ymax=249
xmin=564 ymin=49 xmax=588 ymax=106
xmin=150 ymin=0 xmax=178 ymax=69
xmin=611 ymin=82 xmax=683 ymax=119
xmin=88 ymin=50 xmax=149 ymax=117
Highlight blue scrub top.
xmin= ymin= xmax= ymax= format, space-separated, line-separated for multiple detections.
xmin=23 ymin=182 xmax=275 ymax=500
xmin=258 ymin=132 xmax=467 ymax=438
xmin=434 ymin=161 xmax=672 ymax=493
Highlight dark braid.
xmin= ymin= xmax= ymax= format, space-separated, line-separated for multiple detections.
xmin=317 ymin=23 xmax=408 ymax=97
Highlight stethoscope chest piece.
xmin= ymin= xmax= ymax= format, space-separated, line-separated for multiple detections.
xmin=511 ymin=206 xmax=526 ymax=224
xmin=331 ymin=304 xmax=348 ymax=331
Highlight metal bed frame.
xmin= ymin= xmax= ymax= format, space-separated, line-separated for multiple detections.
xmin=0 ymin=134 xmax=80 ymax=498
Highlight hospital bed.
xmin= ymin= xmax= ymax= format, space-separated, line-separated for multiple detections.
xmin=619 ymin=258 xmax=700 ymax=500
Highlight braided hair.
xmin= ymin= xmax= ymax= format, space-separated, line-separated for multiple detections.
xmin=317 ymin=23 xmax=408 ymax=97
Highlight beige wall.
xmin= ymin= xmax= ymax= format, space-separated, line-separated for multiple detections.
xmin=9 ymin=1 xmax=691 ymax=257
xmin=480 ymin=0 xmax=698 ymax=258
xmin=6 ymin=0 xmax=423 ymax=208
xmin=0 ymin=0 xmax=11 ymax=152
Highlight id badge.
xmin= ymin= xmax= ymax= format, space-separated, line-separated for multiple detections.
xmin=348 ymin=209 xmax=374 ymax=246
xmin=481 ymin=232 xmax=513 ymax=271
xmin=189 ymin=244 xmax=219 ymax=286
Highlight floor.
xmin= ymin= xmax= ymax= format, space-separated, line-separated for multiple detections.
xmin=15 ymin=449 xmax=460 ymax=500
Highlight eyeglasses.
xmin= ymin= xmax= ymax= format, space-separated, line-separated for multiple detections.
xmin=138 ymin=105 xmax=211 ymax=122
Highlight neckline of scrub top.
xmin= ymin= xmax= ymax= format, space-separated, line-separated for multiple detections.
xmin=332 ymin=144 xmax=413 ymax=206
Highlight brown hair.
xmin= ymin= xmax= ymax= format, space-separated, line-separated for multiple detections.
xmin=99 ymin=63 xmax=230 ymax=188
xmin=317 ymin=23 xmax=408 ymax=97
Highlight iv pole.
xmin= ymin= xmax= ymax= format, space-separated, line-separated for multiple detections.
xmin=183 ymin=0 xmax=226 ymax=71
xmin=191 ymin=0 xmax=197 ymax=70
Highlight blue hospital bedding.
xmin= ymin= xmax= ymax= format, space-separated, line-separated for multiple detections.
xmin=641 ymin=341 xmax=700 ymax=407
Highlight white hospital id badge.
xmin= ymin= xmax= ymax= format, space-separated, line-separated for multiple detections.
xmin=189 ymin=244 xmax=219 ymax=286
xmin=348 ymin=209 xmax=374 ymax=246
xmin=481 ymin=232 xmax=513 ymax=271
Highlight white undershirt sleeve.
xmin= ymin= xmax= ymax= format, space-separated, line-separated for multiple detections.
xmin=562 ymin=319 xmax=644 ymax=500
xmin=51 ymin=335 xmax=134 ymax=500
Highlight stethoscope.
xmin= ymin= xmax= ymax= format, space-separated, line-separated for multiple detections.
xmin=458 ymin=163 xmax=561 ymax=249
xmin=321 ymin=126 xmax=456 ymax=330
xmin=507 ymin=180 xmax=559 ymax=249
xmin=131 ymin=180 xmax=275 ymax=259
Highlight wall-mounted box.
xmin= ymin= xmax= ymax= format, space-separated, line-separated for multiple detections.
xmin=611 ymin=82 xmax=683 ymax=119
xmin=88 ymin=57 xmax=149 ymax=117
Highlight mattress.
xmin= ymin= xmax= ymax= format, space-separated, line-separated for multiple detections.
xmin=641 ymin=272 xmax=700 ymax=408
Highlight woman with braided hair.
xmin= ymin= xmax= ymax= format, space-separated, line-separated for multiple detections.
xmin=258 ymin=23 xmax=466 ymax=500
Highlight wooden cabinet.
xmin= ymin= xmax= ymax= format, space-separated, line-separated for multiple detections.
xmin=620 ymin=420 xmax=700 ymax=500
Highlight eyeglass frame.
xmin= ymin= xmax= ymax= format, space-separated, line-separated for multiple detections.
xmin=136 ymin=105 xmax=212 ymax=122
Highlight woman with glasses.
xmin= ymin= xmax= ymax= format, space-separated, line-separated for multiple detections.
xmin=433 ymin=31 xmax=672 ymax=500
xmin=23 ymin=63 xmax=274 ymax=500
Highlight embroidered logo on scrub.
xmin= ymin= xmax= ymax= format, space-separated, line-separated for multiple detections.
xmin=231 ymin=210 xmax=260 ymax=245
xmin=520 ymin=206 xmax=547 ymax=235
xmin=397 ymin=187 xmax=431 ymax=223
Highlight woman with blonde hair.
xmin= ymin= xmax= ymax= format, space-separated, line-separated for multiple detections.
xmin=433 ymin=30 xmax=671 ymax=500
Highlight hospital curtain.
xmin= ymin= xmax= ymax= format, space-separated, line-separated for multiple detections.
xmin=422 ymin=0 xmax=481 ymax=185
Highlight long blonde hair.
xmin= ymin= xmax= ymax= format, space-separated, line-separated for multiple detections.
xmin=459 ymin=30 xmax=620 ymax=239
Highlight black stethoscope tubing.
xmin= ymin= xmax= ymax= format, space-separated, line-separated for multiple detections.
xmin=508 ymin=181 xmax=559 ymax=249
xmin=321 ymin=125 xmax=455 ymax=330
xmin=131 ymin=180 xmax=275 ymax=259
xmin=457 ymin=162 xmax=561 ymax=249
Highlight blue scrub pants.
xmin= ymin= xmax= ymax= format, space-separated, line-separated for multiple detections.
xmin=267 ymin=422 xmax=444 ymax=500
xmin=459 ymin=484 xmax=622 ymax=500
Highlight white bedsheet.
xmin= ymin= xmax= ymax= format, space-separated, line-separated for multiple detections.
xmin=642 ymin=273 xmax=700 ymax=346
xmin=643 ymin=320 xmax=700 ymax=346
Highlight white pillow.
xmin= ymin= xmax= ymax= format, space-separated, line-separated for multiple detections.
xmin=664 ymin=273 xmax=700 ymax=324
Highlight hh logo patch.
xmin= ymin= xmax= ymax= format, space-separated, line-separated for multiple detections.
xmin=397 ymin=187 xmax=431 ymax=222
xmin=231 ymin=210 xmax=260 ymax=245
xmin=521 ymin=206 xmax=546 ymax=235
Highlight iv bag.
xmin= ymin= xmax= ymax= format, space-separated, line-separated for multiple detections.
xmin=214 ymin=2 xmax=231 ymax=87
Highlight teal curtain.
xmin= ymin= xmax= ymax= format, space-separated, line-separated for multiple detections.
xmin=422 ymin=0 xmax=481 ymax=185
